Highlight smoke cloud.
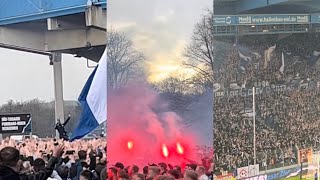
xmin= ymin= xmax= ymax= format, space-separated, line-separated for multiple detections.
xmin=107 ymin=85 xmax=199 ymax=167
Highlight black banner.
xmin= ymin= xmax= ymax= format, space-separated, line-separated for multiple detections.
xmin=0 ymin=113 xmax=32 ymax=134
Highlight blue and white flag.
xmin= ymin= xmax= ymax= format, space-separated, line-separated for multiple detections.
xmin=70 ymin=48 xmax=107 ymax=141
xmin=234 ymin=43 xmax=252 ymax=72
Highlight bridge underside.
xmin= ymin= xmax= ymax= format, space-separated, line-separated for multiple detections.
xmin=0 ymin=1 xmax=106 ymax=139
xmin=0 ymin=6 xmax=106 ymax=62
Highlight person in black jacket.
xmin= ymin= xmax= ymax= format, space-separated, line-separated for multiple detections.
xmin=0 ymin=145 xmax=64 ymax=180
xmin=55 ymin=114 xmax=71 ymax=141
xmin=0 ymin=147 xmax=21 ymax=180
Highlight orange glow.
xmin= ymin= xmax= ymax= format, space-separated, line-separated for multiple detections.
xmin=162 ymin=144 xmax=169 ymax=157
xmin=127 ymin=141 xmax=133 ymax=150
xmin=176 ymin=142 xmax=184 ymax=155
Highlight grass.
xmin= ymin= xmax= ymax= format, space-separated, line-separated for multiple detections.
xmin=281 ymin=176 xmax=309 ymax=180
xmin=282 ymin=176 xmax=314 ymax=180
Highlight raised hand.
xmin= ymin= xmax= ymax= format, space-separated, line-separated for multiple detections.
xmin=53 ymin=144 xmax=65 ymax=158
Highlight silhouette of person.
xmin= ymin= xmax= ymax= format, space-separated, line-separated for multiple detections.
xmin=55 ymin=114 xmax=71 ymax=141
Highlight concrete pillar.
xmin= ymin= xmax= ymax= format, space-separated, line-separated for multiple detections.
xmin=52 ymin=53 xmax=65 ymax=139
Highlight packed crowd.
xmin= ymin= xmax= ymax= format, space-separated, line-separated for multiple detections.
xmin=0 ymin=137 xmax=107 ymax=180
xmin=214 ymin=33 xmax=320 ymax=175
xmin=105 ymin=159 xmax=213 ymax=180
xmin=0 ymin=137 xmax=213 ymax=180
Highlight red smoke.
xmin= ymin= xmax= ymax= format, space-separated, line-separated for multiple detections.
xmin=107 ymin=85 xmax=199 ymax=167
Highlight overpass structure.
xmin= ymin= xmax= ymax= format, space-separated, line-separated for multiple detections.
xmin=0 ymin=0 xmax=106 ymax=138
xmin=213 ymin=0 xmax=320 ymax=36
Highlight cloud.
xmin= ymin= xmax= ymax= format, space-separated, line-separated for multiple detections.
xmin=109 ymin=21 xmax=137 ymax=31
xmin=153 ymin=9 xmax=175 ymax=23
xmin=145 ymin=40 xmax=197 ymax=83
xmin=154 ymin=15 xmax=168 ymax=23
xmin=107 ymin=0 xmax=212 ymax=83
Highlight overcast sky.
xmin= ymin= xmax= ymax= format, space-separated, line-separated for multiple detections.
xmin=0 ymin=0 xmax=212 ymax=105
xmin=108 ymin=0 xmax=212 ymax=82
xmin=0 ymin=49 xmax=95 ymax=105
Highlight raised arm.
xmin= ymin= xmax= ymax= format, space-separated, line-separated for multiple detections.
xmin=63 ymin=114 xmax=71 ymax=126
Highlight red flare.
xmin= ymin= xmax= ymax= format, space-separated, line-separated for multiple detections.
xmin=127 ymin=141 xmax=133 ymax=150
xmin=162 ymin=144 xmax=169 ymax=157
xmin=176 ymin=142 xmax=184 ymax=155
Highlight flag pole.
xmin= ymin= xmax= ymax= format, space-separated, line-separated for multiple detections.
xmin=317 ymin=155 xmax=319 ymax=180
xmin=253 ymin=87 xmax=256 ymax=166
xmin=105 ymin=0 xmax=107 ymax=137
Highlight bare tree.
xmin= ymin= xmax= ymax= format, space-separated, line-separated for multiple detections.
xmin=184 ymin=10 xmax=214 ymax=86
xmin=152 ymin=76 xmax=200 ymax=113
xmin=0 ymin=99 xmax=82 ymax=138
xmin=155 ymin=76 xmax=189 ymax=94
xmin=107 ymin=29 xmax=145 ymax=90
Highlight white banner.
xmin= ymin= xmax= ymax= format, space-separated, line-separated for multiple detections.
xmin=249 ymin=164 xmax=259 ymax=177
xmin=238 ymin=166 xmax=249 ymax=179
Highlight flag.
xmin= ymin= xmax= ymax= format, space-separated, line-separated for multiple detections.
xmin=70 ymin=48 xmax=107 ymax=141
xmin=280 ymin=52 xmax=285 ymax=74
xmin=239 ymin=51 xmax=251 ymax=72
xmin=308 ymin=51 xmax=320 ymax=65
xmin=264 ymin=44 xmax=276 ymax=68
xmin=213 ymin=83 xmax=221 ymax=92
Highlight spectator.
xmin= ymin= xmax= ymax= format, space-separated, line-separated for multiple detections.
xmin=158 ymin=163 xmax=167 ymax=175
xmin=186 ymin=164 xmax=197 ymax=171
xmin=80 ymin=169 xmax=96 ymax=180
xmin=118 ymin=169 xmax=130 ymax=180
xmin=184 ymin=170 xmax=198 ymax=180
xmin=147 ymin=166 xmax=161 ymax=180
xmin=108 ymin=167 xmax=118 ymax=180
xmin=155 ymin=175 xmax=174 ymax=180
xmin=114 ymin=162 xmax=124 ymax=170
xmin=128 ymin=165 xmax=139 ymax=177
xmin=167 ymin=169 xmax=181 ymax=179
xmin=196 ymin=166 xmax=208 ymax=180
xmin=100 ymin=167 xmax=107 ymax=180
xmin=132 ymin=173 xmax=146 ymax=180
xmin=143 ymin=166 xmax=149 ymax=178
xmin=0 ymin=145 xmax=63 ymax=180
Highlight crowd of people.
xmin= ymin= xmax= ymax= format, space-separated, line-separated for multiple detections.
xmin=0 ymin=137 xmax=107 ymax=180
xmin=105 ymin=160 xmax=213 ymax=180
xmin=214 ymin=33 xmax=320 ymax=175
xmin=0 ymin=137 xmax=213 ymax=180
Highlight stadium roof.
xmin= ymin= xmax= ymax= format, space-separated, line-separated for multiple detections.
xmin=214 ymin=0 xmax=320 ymax=15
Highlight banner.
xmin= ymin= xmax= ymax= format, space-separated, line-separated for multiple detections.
xmin=248 ymin=165 xmax=259 ymax=177
xmin=213 ymin=16 xmax=237 ymax=26
xmin=214 ymin=81 xmax=317 ymax=98
xmin=216 ymin=173 xmax=235 ymax=180
xmin=237 ymin=15 xmax=309 ymax=25
xmin=311 ymin=14 xmax=320 ymax=23
xmin=213 ymin=14 xmax=310 ymax=26
xmin=299 ymin=148 xmax=313 ymax=163
xmin=238 ymin=166 xmax=249 ymax=179
xmin=0 ymin=113 xmax=31 ymax=134
xmin=267 ymin=167 xmax=301 ymax=180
